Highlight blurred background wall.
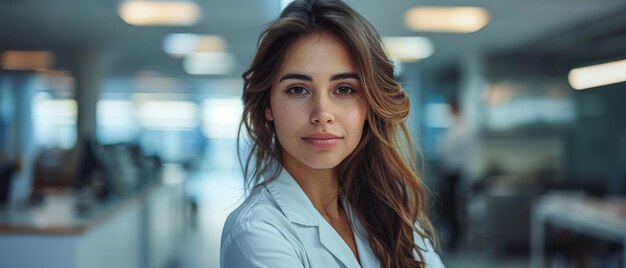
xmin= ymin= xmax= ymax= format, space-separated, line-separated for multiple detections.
xmin=1 ymin=0 xmax=625 ymax=267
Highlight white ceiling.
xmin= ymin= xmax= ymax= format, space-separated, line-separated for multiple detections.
xmin=0 ymin=0 xmax=625 ymax=80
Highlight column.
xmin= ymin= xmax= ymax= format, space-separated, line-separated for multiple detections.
xmin=73 ymin=48 xmax=109 ymax=143
xmin=9 ymin=73 xmax=37 ymax=206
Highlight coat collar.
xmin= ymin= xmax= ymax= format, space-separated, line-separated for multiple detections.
xmin=264 ymin=167 xmax=378 ymax=267
xmin=264 ymin=167 xmax=319 ymax=226
xmin=343 ymin=198 xmax=381 ymax=268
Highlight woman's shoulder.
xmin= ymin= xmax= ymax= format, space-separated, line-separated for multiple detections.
xmin=221 ymin=186 xmax=291 ymax=241
xmin=413 ymin=223 xmax=446 ymax=268
xmin=220 ymin=186 xmax=306 ymax=267
xmin=225 ymin=186 xmax=287 ymax=223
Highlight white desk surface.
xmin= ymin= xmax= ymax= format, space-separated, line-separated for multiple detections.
xmin=535 ymin=194 xmax=626 ymax=241
xmin=531 ymin=193 xmax=626 ymax=268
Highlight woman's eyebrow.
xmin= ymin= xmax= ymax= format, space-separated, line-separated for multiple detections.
xmin=278 ymin=72 xmax=360 ymax=82
xmin=330 ymin=72 xmax=359 ymax=81
xmin=279 ymin=72 xmax=312 ymax=82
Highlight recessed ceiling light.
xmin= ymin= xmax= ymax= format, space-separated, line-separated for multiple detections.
xmin=569 ymin=59 xmax=626 ymax=90
xmin=383 ymin=37 xmax=434 ymax=62
xmin=1 ymin=51 xmax=54 ymax=70
xmin=119 ymin=0 xmax=201 ymax=26
xmin=163 ymin=34 xmax=227 ymax=58
xmin=405 ymin=7 xmax=490 ymax=33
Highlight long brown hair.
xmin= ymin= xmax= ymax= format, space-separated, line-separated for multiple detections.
xmin=237 ymin=0 xmax=436 ymax=267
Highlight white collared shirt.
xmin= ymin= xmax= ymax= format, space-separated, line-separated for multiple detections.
xmin=220 ymin=169 xmax=446 ymax=268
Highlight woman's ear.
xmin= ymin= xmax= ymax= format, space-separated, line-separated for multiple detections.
xmin=264 ymin=107 xmax=274 ymax=121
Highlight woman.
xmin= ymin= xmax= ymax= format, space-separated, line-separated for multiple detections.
xmin=221 ymin=0 xmax=445 ymax=267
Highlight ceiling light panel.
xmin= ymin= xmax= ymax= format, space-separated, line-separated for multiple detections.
xmin=569 ymin=59 xmax=626 ymax=90
xmin=383 ymin=37 xmax=434 ymax=62
xmin=1 ymin=51 xmax=54 ymax=70
xmin=163 ymin=34 xmax=227 ymax=58
xmin=405 ymin=7 xmax=490 ymax=33
xmin=119 ymin=0 xmax=201 ymax=26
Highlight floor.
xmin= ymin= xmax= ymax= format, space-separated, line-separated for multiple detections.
xmin=177 ymin=169 xmax=244 ymax=268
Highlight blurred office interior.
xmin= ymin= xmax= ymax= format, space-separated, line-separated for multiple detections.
xmin=1 ymin=0 xmax=626 ymax=267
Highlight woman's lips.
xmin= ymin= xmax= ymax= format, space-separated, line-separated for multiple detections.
xmin=302 ymin=133 xmax=342 ymax=149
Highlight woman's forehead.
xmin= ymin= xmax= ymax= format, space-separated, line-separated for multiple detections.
xmin=276 ymin=32 xmax=358 ymax=80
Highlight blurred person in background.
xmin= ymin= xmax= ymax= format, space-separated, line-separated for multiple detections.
xmin=437 ymin=99 xmax=471 ymax=252
xmin=220 ymin=0 xmax=445 ymax=267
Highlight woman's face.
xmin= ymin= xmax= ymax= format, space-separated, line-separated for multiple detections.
xmin=265 ymin=32 xmax=367 ymax=172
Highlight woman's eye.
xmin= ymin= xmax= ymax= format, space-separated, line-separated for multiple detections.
xmin=287 ymin=86 xmax=309 ymax=95
xmin=335 ymin=86 xmax=355 ymax=95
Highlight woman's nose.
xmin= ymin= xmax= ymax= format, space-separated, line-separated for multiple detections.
xmin=310 ymin=95 xmax=335 ymax=125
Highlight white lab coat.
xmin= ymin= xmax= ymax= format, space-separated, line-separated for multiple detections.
xmin=220 ymin=168 xmax=445 ymax=268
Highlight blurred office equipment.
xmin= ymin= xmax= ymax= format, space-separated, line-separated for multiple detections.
xmin=0 ymin=160 xmax=18 ymax=205
xmin=531 ymin=193 xmax=626 ymax=268
xmin=0 ymin=167 xmax=187 ymax=268
xmin=0 ymin=149 xmax=184 ymax=268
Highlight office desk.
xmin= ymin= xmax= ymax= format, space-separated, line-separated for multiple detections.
xmin=530 ymin=193 xmax=626 ymax=268
xmin=0 ymin=180 xmax=186 ymax=268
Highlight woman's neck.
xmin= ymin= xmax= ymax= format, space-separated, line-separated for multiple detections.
xmin=282 ymin=156 xmax=342 ymax=219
